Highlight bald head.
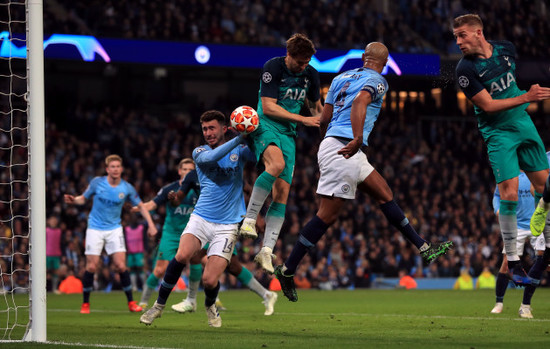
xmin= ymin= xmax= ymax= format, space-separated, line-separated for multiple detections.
xmin=363 ymin=42 xmax=388 ymax=72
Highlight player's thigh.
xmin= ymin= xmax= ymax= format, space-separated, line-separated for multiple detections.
xmin=485 ymin=132 xmax=520 ymax=183
xmin=518 ymin=133 xmax=549 ymax=190
xmin=206 ymin=223 xmax=239 ymax=262
xmin=278 ymin=134 xmax=296 ymax=184
xmin=111 ymin=251 xmax=127 ymax=270
xmin=203 ymin=255 xmax=230 ymax=288
xmin=104 ymin=227 xmax=126 ymax=255
xmin=84 ymin=228 xmax=108 ymax=256
xmin=316 ymin=137 xmax=367 ymax=199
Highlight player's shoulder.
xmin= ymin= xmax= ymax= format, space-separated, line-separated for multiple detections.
xmin=304 ymin=63 xmax=320 ymax=77
xmin=120 ymin=179 xmax=136 ymax=191
xmin=456 ymin=56 xmax=476 ymax=73
xmin=193 ymin=144 xmax=210 ymax=156
xmin=490 ymin=40 xmax=515 ymax=54
xmin=263 ymin=56 xmax=285 ymax=71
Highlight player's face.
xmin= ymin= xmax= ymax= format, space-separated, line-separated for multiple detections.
xmin=286 ymin=54 xmax=311 ymax=74
xmin=453 ymin=25 xmax=482 ymax=56
xmin=201 ymin=120 xmax=227 ymax=148
xmin=178 ymin=163 xmax=195 ymax=179
xmin=105 ymin=160 xmax=123 ymax=180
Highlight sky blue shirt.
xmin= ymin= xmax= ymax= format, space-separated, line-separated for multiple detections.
xmin=192 ymin=136 xmax=255 ymax=224
xmin=324 ymin=67 xmax=388 ymax=146
xmin=83 ymin=176 xmax=141 ymax=230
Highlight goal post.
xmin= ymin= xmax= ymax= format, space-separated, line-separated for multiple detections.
xmin=26 ymin=0 xmax=46 ymax=342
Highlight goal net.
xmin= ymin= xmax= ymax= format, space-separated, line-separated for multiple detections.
xmin=0 ymin=0 xmax=46 ymax=342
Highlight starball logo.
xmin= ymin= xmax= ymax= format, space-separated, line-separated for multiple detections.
xmin=0 ymin=31 xmax=110 ymax=62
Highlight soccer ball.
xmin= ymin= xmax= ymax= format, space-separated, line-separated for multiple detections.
xmin=230 ymin=106 xmax=259 ymax=135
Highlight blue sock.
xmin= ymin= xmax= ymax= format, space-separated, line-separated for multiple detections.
xmin=495 ymin=272 xmax=508 ymax=303
xmin=204 ymin=282 xmax=220 ymax=307
xmin=83 ymin=271 xmax=94 ymax=303
xmin=379 ymin=200 xmax=427 ymax=249
xmin=522 ymin=254 xmax=548 ymax=305
xmin=157 ymin=258 xmax=186 ymax=305
xmin=119 ymin=270 xmax=133 ymax=302
xmin=284 ymin=215 xmax=329 ymax=275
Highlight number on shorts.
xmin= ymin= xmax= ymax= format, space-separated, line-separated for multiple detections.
xmin=222 ymin=238 xmax=234 ymax=254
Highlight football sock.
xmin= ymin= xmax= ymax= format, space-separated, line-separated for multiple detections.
xmin=495 ymin=272 xmax=508 ymax=303
xmin=187 ymin=264 xmax=203 ymax=300
xmin=245 ymin=171 xmax=277 ymax=219
xmin=535 ymin=191 xmax=543 ymax=207
xmin=82 ymin=271 xmax=94 ymax=304
xmin=146 ymin=273 xmax=160 ymax=289
xmin=120 ymin=270 xmax=133 ymax=301
xmin=204 ymin=281 xmax=220 ymax=307
xmin=379 ymin=200 xmax=426 ymax=250
xmin=263 ymin=202 xmax=286 ymax=250
xmin=523 ymin=252 xmax=550 ymax=305
xmin=237 ymin=267 xmax=267 ymax=298
xmin=140 ymin=284 xmax=153 ymax=304
xmin=499 ymin=200 xmax=519 ymax=262
xmin=543 ymin=175 xmax=550 ymax=202
xmin=158 ymin=258 xmax=186 ymax=305
xmin=284 ymin=215 xmax=329 ymax=275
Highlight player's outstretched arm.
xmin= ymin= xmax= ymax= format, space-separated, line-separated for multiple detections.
xmin=262 ymin=97 xmax=320 ymax=127
xmin=194 ymin=135 xmax=245 ymax=165
xmin=132 ymin=200 xmax=157 ymax=213
xmin=136 ymin=202 xmax=158 ymax=237
xmin=63 ymin=194 xmax=85 ymax=205
xmin=471 ymin=84 xmax=550 ymax=114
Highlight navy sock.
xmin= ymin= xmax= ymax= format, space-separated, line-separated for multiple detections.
xmin=495 ymin=272 xmax=508 ymax=303
xmin=119 ymin=270 xmax=133 ymax=302
xmin=82 ymin=271 xmax=94 ymax=303
xmin=543 ymin=175 xmax=550 ymax=202
xmin=522 ymin=255 xmax=548 ymax=305
xmin=284 ymin=215 xmax=329 ymax=275
xmin=204 ymin=282 xmax=220 ymax=307
xmin=379 ymin=200 xmax=426 ymax=249
xmin=157 ymin=258 xmax=186 ymax=305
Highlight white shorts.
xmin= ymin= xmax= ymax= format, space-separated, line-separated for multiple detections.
xmin=85 ymin=227 xmax=126 ymax=256
xmin=316 ymin=137 xmax=375 ymax=199
xmin=182 ymin=214 xmax=238 ymax=262
xmin=501 ymin=227 xmax=546 ymax=255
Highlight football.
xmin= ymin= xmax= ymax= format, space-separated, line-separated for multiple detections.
xmin=230 ymin=105 xmax=259 ymax=135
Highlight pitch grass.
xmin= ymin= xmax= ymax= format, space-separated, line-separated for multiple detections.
xmin=2 ymin=288 xmax=550 ymax=348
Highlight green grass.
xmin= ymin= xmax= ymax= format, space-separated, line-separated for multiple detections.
xmin=2 ymin=288 xmax=550 ymax=348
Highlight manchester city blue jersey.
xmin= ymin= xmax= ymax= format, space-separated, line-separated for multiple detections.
xmin=324 ymin=67 xmax=388 ymax=145
xmin=192 ymin=136 xmax=255 ymax=224
xmin=83 ymin=176 xmax=141 ymax=230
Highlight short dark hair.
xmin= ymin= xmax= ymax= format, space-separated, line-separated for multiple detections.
xmin=286 ymin=33 xmax=316 ymax=58
xmin=453 ymin=14 xmax=483 ymax=29
xmin=199 ymin=110 xmax=226 ymax=125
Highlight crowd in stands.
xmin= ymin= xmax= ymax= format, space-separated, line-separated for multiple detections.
xmin=41 ymin=0 xmax=550 ymax=58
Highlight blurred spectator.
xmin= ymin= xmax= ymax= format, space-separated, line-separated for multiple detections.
xmin=453 ymin=268 xmax=474 ymax=290
xmin=397 ymin=269 xmax=418 ymax=290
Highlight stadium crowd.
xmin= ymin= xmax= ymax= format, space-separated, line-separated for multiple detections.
xmin=42 ymin=0 xmax=550 ymax=58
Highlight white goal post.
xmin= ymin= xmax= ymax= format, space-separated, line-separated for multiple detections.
xmin=26 ymin=0 xmax=46 ymax=341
